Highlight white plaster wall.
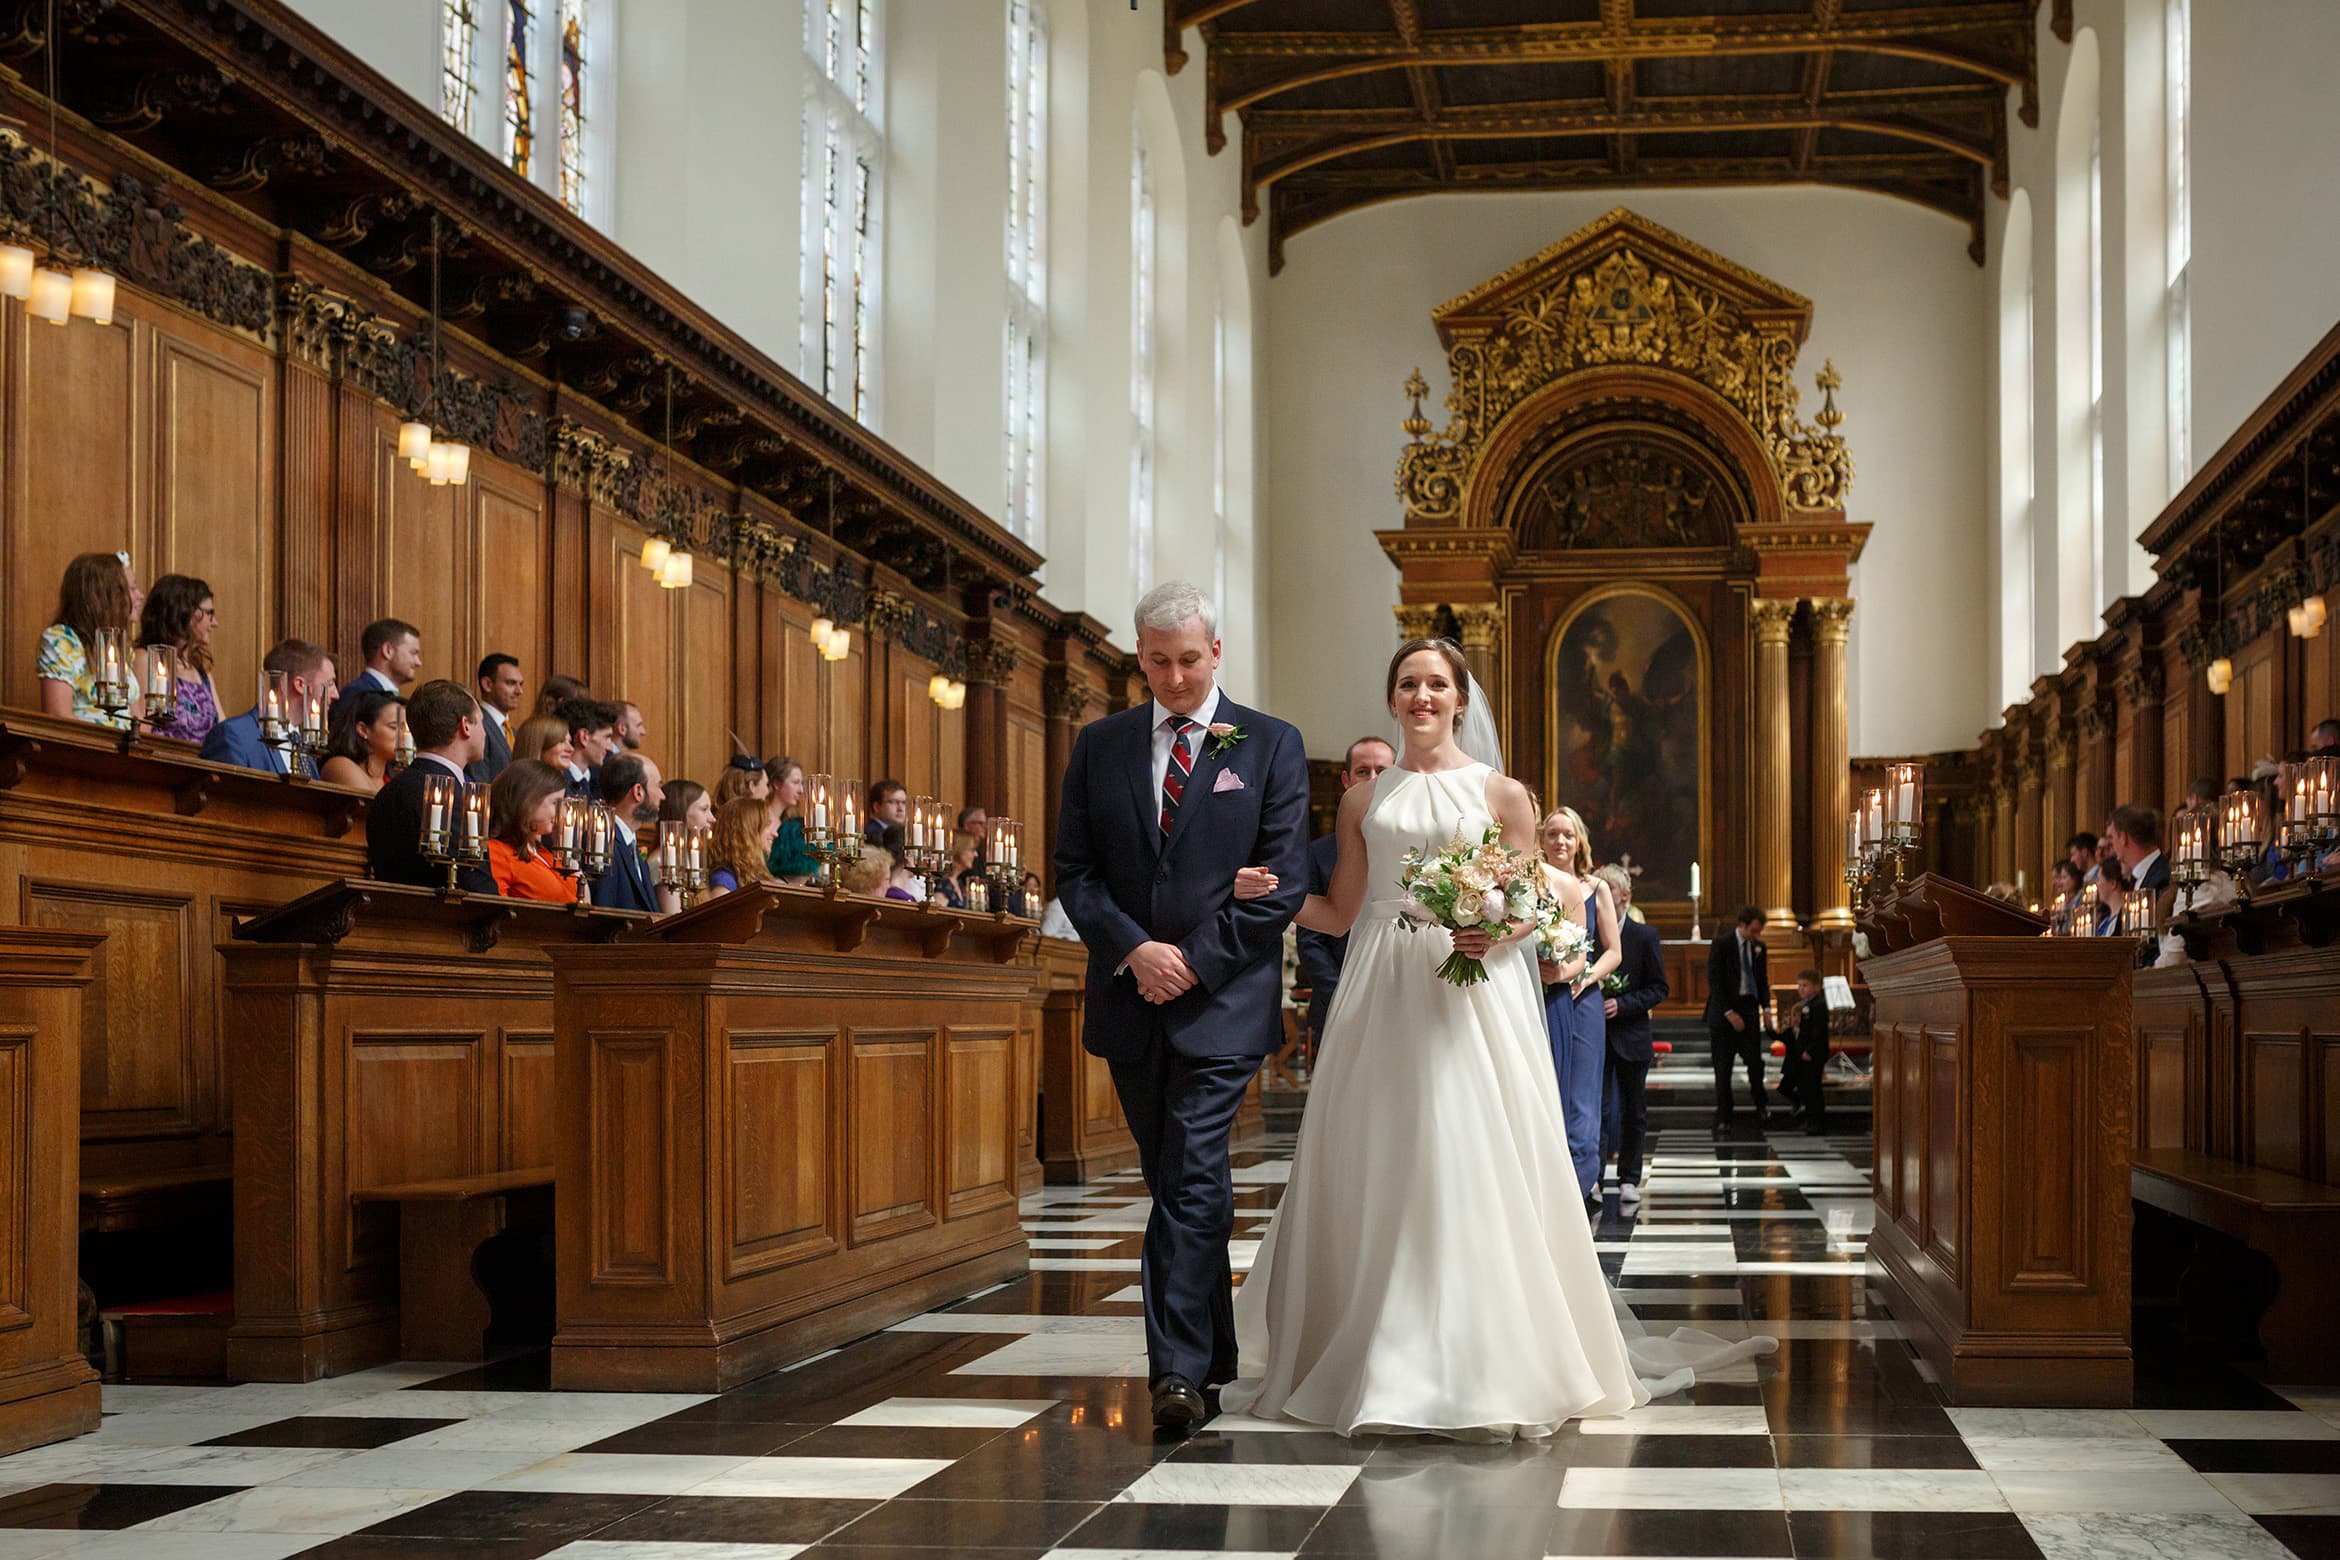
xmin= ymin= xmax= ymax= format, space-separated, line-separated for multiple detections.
xmin=282 ymin=0 xmax=437 ymax=110
xmin=1262 ymin=188 xmax=1989 ymax=762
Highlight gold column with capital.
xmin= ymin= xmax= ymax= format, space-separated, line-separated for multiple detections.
xmin=1752 ymin=597 xmax=1799 ymax=928
xmin=1452 ymin=604 xmax=1503 ymax=703
xmin=1807 ymin=597 xmax=1855 ymax=928
xmin=1393 ymin=605 xmax=1439 ymax=642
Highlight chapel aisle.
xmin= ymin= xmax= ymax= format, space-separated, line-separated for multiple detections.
xmin=0 ymin=1097 xmax=2330 ymax=1558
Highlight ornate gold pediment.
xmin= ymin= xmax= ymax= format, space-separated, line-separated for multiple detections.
xmin=1395 ymin=208 xmax=1853 ymax=525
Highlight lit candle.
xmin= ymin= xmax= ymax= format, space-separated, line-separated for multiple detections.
xmin=1689 ymin=860 xmax=1700 ymax=898
xmin=464 ymin=791 xmax=484 ymax=846
xmin=425 ymin=777 xmax=446 ymax=838
xmin=810 ymin=775 xmax=830 ymax=834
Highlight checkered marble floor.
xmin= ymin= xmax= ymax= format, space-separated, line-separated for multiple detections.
xmin=1 ymin=1120 xmax=2334 ymax=1559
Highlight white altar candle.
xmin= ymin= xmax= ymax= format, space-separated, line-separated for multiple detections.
xmin=1689 ymin=861 xmax=1700 ymax=898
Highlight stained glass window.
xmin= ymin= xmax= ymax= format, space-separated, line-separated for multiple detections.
xmin=802 ymin=0 xmax=882 ymax=423
xmin=1129 ymin=134 xmax=1156 ymax=599
xmin=504 ymin=0 xmax=535 ymax=178
xmin=558 ymin=0 xmax=587 ymax=212
xmin=441 ymin=0 xmax=478 ymax=133
xmin=1003 ymin=0 xmax=1047 ymax=546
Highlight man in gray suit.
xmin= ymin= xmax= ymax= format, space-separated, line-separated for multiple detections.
xmin=468 ymin=652 xmax=524 ymax=783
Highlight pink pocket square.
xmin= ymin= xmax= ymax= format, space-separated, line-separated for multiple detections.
xmin=1212 ymin=769 xmax=1247 ymax=793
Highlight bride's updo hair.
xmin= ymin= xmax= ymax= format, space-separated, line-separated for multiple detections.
xmin=1385 ymin=638 xmax=1473 ymax=730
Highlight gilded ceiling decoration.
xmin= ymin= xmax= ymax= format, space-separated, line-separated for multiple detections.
xmin=1165 ymin=0 xmax=2054 ymax=270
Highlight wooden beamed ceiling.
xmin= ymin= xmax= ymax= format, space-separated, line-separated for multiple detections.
xmin=1166 ymin=0 xmax=2051 ymax=272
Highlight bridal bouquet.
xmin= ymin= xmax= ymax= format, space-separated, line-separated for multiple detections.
xmin=1395 ymin=825 xmax=1554 ymax=987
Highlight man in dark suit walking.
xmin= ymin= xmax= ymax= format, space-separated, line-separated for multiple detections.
xmin=1295 ymin=736 xmax=1393 ymax=1052
xmin=1703 ymin=905 xmax=1771 ymax=1129
xmin=366 ymin=679 xmax=495 ymax=894
xmin=1593 ymin=865 xmax=1667 ymax=1202
xmin=1054 ymin=581 xmax=1307 ymax=1432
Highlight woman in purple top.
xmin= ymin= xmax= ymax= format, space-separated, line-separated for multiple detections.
xmin=135 ymin=574 xmax=222 ymax=744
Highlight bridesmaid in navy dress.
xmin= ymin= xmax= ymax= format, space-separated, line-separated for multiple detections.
xmin=1540 ymin=806 xmax=1622 ymax=1209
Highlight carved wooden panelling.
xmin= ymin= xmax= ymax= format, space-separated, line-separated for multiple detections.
xmin=945 ymin=1028 xmax=1015 ymax=1218
xmin=2245 ymin=1033 xmax=2307 ymax=1178
xmin=22 ymin=882 xmax=194 ymax=1138
xmin=2323 ymin=1038 xmax=2340 ymax=1187
xmin=1084 ymin=1050 xmax=1120 ymax=1136
xmin=2143 ymin=1032 xmax=2186 ymax=1152
xmin=940 ymin=699 xmax=966 ymax=807
xmin=1008 ymin=716 xmax=1046 ymax=845
xmin=828 ymin=650 xmax=867 ymax=787
xmin=348 ymin=1033 xmax=482 ymax=1192
xmin=590 ymin=1032 xmax=672 ymax=1283
xmin=502 ymin=1033 xmax=555 ymax=1170
xmin=7 ymin=306 xmax=140 ymax=711
xmin=1896 ymin=1025 xmax=1925 ymax=1235
xmin=475 ymin=468 xmax=550 ymax=685
xmin=154 ymin=330 xmax=273 ymax=706
xmin=2224 ymin=641 xmax=2277 ymax=784
xmin=902 ymin=674 xmax=936 ymax=798
xmin=679 ymin=574 xmax=731 ymax=795
xmin=2004 ymin=1028 xmax=2089 ymax=1291
xmin=1924 ymin=1031 xmax=1961 ymax=1278
xmin=614 ymin=532 xmax=674 ymax=759
xmin=0 ymin=1029 xmax=27 ymax=1325
xmin=724 ymin=1029 xmax=837 ymax=1278
xmin=781 ymin=615 xmax=821 ymax=768
xmin=849 ymin=1029 xmax=935 ymax=1243
xmin=380 ymin=431 xmax=469 ymax=673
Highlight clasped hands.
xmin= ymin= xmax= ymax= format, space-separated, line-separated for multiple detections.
xmin=1126 ymin=940 xmax=1198 ymax=1004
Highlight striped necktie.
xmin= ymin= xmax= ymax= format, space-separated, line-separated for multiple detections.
xmin=1160 ymin=715 xmax=1198 ymax=837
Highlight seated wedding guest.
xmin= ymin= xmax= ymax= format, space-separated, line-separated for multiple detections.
xmin=556 ymin=697 xmax=622 ymax=799
xmin=469 ymin=653 xmax=524 ymax=782
xmin=654 ymin=779 xmax=716 ymax=912
xmin=865 ymin=779 xmax=908 ymax=844
xmin=1022 ymin=868 xmax=1044 ymax=902
xmin=134 ymin=573 xmax=220 ymax=743
xmin=2048 ymin=860 xmax=2087 ymax=934
xmin=365 ymin=679 xmax=494 ymax=893
xmin=617 ymin=702 xmax=647 ymax=751
xmin=931 ymin=829 xmax=981 ymax=909
xmin=533 ymin=672 xmax=587 ymax=719
xmin=763 ymin=757 xmax=822 ymax=883
xmin=886 ymin=856 xmax=922 ymax=903
xmin=590 ymin=753 xmax=664 ymax=913
xmin=707 ymin=794 xmax=778 ymax=896
xmin=836 ymin=841 xmax=893 ymax=899
xmin=203 ymin=639 xmax=337 ymax=778
xmin=2313 ymin=717 xmax=2339 ymax=756
xmin=957 ymin=805 xmax=990 ymax=870
xmin=2066 ymin=831 xmax=2099 ymax=886
xmin=37 ymin=551 xmax=144 ymax=730
xmin=2184 ymin=776 xmax=2219 ymax=812
xmin=332 ymin=617 xmax=421 ymax=726
xmin=2106 ymin=803 xmax=2169 ymax=895
xmin=713 ymin=754 xmax=769 ymax=808
xmin=318 ymin=689 xmax=407 ymax=794
xmin=486 ymin=759 xmax=575 ymax=903
xmin=512 ymin=713 xmax=575 ymax=770
xmin=2094 ymin=862 xmax=2130 ymax=932
xmin=1592 ymin=862 xmax=1667 ymax=1201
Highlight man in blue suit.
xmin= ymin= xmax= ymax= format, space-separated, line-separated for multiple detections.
xmin=468 ymin=652 xmax=523 ymax=783
xmin=1053 ymin=581 xmax=1308 ymax=1433
xmin=590 ymin=752 xmax=665 ymax=914
xmin=1295 ymin=736 xmax=1393 ymax=1052
xmin=200 ymin=639 xmax=337 ymax=779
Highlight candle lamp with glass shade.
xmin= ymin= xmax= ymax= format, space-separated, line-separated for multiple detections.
xmin=88 ymin=625 xmax=132 ymax=729
xmin=655 ymin=821 xmax=710 ymax=908
xmin=139 ymin=643 xmax=178 ymax=732
xmin=296 ymin=690 xmax=331 ymax=765
xmin=389 ymin=712 xmax=415 ymax=777
xmin=2306 ymin=756 xmax=2340 ymax=871
xmin=2119 ymin=883 xmax=2160 ymax=948
xmin=985 ymin=818 xmax=1029 ymax=912
xmin=1880 ymin=763 xmax=1924 ymax=891
xmin=2217 ymin=785 xmax=2267 ymax=887
xmin=572 ymin=801 xmax=616 ymax=906
xmin=2170 ymin=805 xmax=2212 ymax=895
xmin=418 ymin=773 xmax=487 ymax=893
xmin=257 ymin=668 xmax=299 ymax=764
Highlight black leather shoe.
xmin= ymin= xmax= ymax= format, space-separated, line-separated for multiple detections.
xmin=1151 ymin=1374 xmax=1205 ymax=1433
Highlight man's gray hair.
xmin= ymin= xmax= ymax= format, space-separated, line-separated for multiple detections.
xmin=1134 ymin=580 xmax=1218 ymax=641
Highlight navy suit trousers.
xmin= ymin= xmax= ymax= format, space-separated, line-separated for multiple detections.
xmin=1108 ymin=1045 xmax=1260 ymax=1388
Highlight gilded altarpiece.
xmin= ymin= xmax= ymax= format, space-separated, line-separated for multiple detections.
xmin=1383 ymin=210 xmax=1869 ymax=935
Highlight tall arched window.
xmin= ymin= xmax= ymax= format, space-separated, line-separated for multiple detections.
xmin=503 ymin=0 xmax=535 ymax=176
xmin=802 ymin=0 xmax=883 ymax=424
xmin=2166 ymin=0 xmax=2192 ymax=487
xmin=1999 ymin=191 xmax=2036 ymax=710
xmin=2088 ymin=114 xmax=2105 ymax=617
xmin=441 ymin=0 xmax=478 ymax=133
xmin=557 ymin=0 xmax=588 ymax=214
xmin=1129 ymin=132 xmax=1157 ymax=599
xmin=1002 ymin=0 xmax=1047 ymax=547
xmin=2053 ymin=29 xmax=2101 ymax=651
xmin=1211 ymin=304 xmax=1228 ymax=614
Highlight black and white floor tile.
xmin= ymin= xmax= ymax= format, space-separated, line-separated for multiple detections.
xmin=1 ymin=1099 xmax=2334 ymax=1558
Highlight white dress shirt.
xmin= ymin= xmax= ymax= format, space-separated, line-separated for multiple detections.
xmin=1148 ymin=685 xmax=1224 ymax=805
xmin=2133 ymin=847 xmax=2163 ymax=885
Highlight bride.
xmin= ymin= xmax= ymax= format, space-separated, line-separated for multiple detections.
xmin=1221 ymin=637 xmax=1770 ymax=1439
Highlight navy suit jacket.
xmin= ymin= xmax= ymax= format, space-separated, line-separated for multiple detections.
xmin=468 ymin=713 xmax=512 ymax=784
xmin=592 ymin=832 xmax=659 ymax=913
xmin=366 ymin=758 xmax=496 ymax=894
xmin=1704 ymin=931 xmax=1769 ymax=1027
xmin=1294 ymin=833 xmax=1346 ymax=999
xmin=1605 ymin=917 xmax=1669 ymax=1061
xmin=199 ymin=708 xmax=317 ymax=779
xmin=1052 ymin=697 xmax=1308 ymax=1060
xmin=329 ymin=668 xmax=399 ymax=731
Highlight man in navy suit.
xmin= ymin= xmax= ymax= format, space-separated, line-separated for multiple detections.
xmin=591 ymin=753 xmax=665 ymax=914
xmin=366 ymin=679 xmax=495 ymax=894
xmin=1704 ymin=906 xmax=1771 ymax=1129
xmin=1296 ymin=737 xmax=1393 ymax=1053
xmin=1053 ymin=581 xmax=1307 ymax=1432
xmin=1594 ymin=865 xmax=1667 ymax=1201
xmin=201 ymin=639 xmax=337 ymax=779
xmin=469 ymin=652 xmax=523 ymax=783
xmin=330 ymin=618 xmax=420 ymax=728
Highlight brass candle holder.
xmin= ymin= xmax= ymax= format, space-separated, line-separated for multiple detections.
xmin=418 ymin=772 xmax=487 ymax=893
xmin=90 ymin=625 xmax=133 ymax=733
xmin=655 ymin=820 xmax=710 ymax=909
xmin=140 ymin=642 xmax=178 ymax=731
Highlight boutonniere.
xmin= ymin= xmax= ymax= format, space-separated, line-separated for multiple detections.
xmin=1205 ymin=722 xmax=1248 ymax=759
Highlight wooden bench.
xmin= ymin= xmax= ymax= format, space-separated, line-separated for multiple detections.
xmin=351 ymin=1169 xmax=553 ymax=1362
xmin=2132 ymin=1147 xmax=2340 ymax=1383
xmin=79 ymin=1165 xmax=231 ymax=1236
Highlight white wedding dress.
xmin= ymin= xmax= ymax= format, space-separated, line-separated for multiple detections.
xmin=1223 ymin=761 xmax=1773 ymax=1439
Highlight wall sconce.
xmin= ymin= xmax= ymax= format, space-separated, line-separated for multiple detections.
xmin=640 ymin=536 xmax=671 ymax=574
xmin=399 ymin=420 xmax=432 ymax=468
xmin=820 ymin=625 xmax=851 ymax=661
xmin=2205 ymin=657 xmax=2233 ymax=696
xmin=657 ymin=549 xmax=694 ymax=589
xmin=26 ymin=266 xmax=71 ymax=324
xmin=928 ymin=675 xmax=967 ymax=710
xmin=2289 ymin=594 xmax=2327 ymax=640
xmin=69 ymin=267 xmax=114 ymax=325
xmin=810 ymin=616 xmax=834 ymax=644
xmin=0 ymin=245 xmax=31 ymax=298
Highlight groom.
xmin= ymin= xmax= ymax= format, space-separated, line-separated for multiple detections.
xmin=1053 ymin=581 xmax=1308 ymax=1431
